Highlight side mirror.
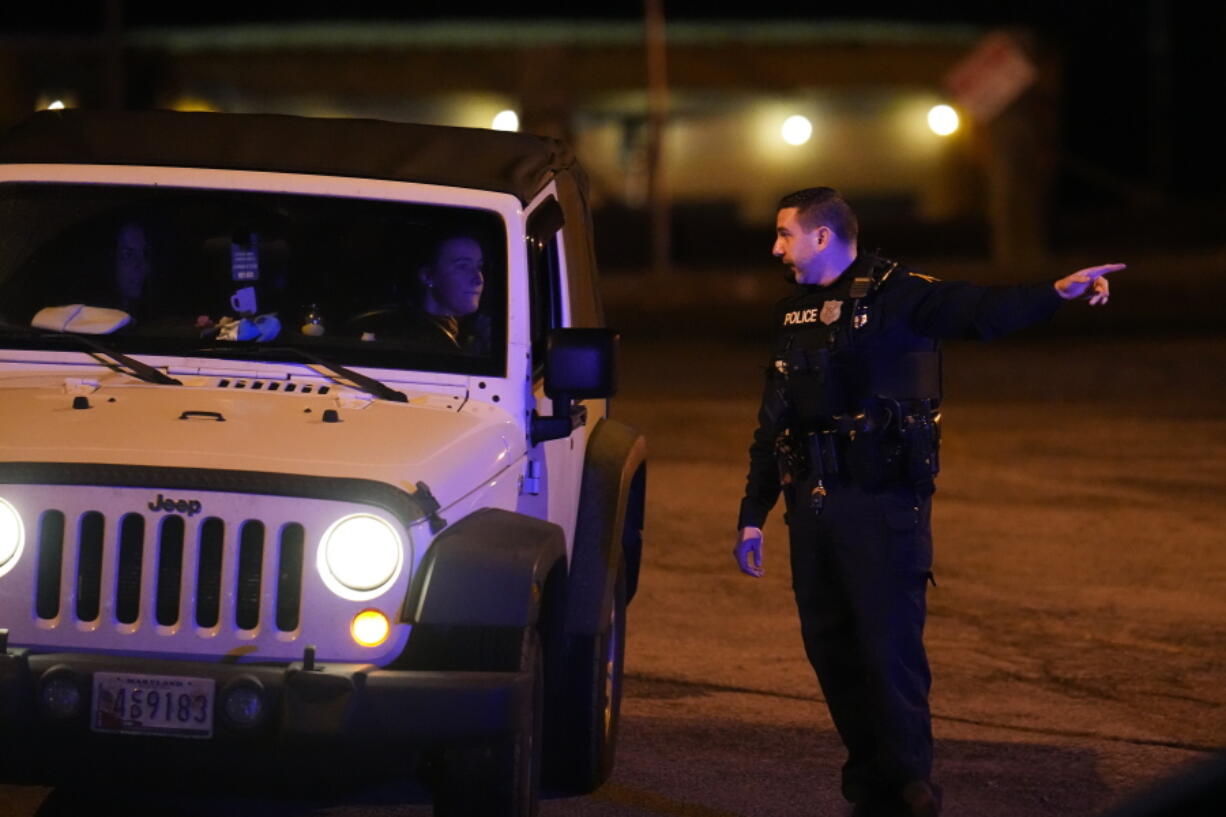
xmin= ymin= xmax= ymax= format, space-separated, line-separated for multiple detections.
xmin=531 ymin=328 xmax=618 ymax=444
xmin=545 ymin=327 xmax=618 ymax=400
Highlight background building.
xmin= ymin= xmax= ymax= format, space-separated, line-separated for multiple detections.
xmin=2 ymin=4 xmax=1224 ymax=287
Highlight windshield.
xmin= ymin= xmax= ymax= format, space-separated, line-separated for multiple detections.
xmin=0 ymin=182 xmax=507 ymax=376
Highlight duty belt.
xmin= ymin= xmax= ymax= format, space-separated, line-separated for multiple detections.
xmin=778 ymin=401 xmax=941 ymax=512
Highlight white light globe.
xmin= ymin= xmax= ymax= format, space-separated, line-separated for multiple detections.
xmin=781 ymin=115 xmax=813 ymax=146
xmin=492 ymin=110 xmax=520 ymax=132
xmin=927 ymin=104 xmax=960 ymax=136
xmin=47 ymin=100 xmax=66 ymax=111
xmin=321 ymin=514 xmax=401 ymax=593
xmin=0 ymin=497 xmax=24 ymax=569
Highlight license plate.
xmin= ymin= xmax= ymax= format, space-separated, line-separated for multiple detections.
xmin=91 ymin=672 xmax=215 ymax=739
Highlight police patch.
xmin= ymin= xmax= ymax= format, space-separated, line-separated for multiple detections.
xmin=782 ymin=308 xmax=820 ymax=326
xmin=820 ymin=300 xmax=843 ymax=325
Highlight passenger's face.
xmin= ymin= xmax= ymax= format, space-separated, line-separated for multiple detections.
xmin=116 ymin=223 xmax=149 ymax=299
xmin=425 ymin=237 xmax=484 ymax=316
xmin=773 ymin=207 xmax=825 ymax=285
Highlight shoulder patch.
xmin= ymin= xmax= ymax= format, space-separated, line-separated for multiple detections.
xmin=906 ymin=271 xmax=941 ymax=284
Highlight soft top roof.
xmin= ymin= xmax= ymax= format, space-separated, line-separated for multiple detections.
xmin=0 ymin=109 xmax=581 ymax=205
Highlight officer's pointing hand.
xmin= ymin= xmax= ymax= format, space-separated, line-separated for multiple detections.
xmin=1054 ymin=263 xmax=1125 ymax=306
xmin=734 ymin=526 xmax=765 ymax=578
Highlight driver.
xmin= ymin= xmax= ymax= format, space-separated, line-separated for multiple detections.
xmin=398 ymin=231 xmax=490 ymax=354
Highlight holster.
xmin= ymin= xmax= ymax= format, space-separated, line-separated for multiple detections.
xmin=899 ymin=410 xmax=941 ymax=485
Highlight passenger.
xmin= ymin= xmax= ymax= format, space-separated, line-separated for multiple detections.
xmin=113 ymin=220 xmax=152 ymax=319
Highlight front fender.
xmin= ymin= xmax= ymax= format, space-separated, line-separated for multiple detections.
xmin=403 ymin=507 xmax=566 ymax=628
xmin=565 ymin=418 xmax=647 ymax=636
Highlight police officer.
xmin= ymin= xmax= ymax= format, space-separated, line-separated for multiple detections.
xmin=732 ymin=187 xmax=1122 ymax=817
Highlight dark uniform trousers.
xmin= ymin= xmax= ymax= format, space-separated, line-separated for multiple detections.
xmin=784 ymin=479 xmax=934 ymax=800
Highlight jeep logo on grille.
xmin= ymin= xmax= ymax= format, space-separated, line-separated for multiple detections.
xmin=148 ymin=494 xmax=203 ymax=516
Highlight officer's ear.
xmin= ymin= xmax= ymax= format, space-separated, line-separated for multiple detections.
xmin=812 ymin=225 xmax=833 ymax=251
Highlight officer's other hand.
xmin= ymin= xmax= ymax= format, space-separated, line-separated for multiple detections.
xmin=734 ymin=527 xmax=765 ymax=578
xmin=1054 ymin=263 xmax=1125 ymax=306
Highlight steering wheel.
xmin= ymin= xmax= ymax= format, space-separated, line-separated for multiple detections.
xmin=343 ymin=305 xmax=410 ymax=336
xmin=342 ymin=306 xmax=459 ymax=354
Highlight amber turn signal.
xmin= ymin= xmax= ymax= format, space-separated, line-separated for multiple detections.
xmin=351 ymin=609 xmax=391 ymax=647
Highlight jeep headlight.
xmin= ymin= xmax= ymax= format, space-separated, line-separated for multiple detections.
xmin=318 ymin=514 xmax=402 ymax=598
xmin=0 ymin=497 xmax=24 ymax=574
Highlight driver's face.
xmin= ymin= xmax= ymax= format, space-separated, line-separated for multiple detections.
xmin=427 ymin=237 xmax=484 ymax=316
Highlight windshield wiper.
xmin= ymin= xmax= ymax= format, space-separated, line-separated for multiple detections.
xmin=194 ymin=345 xmax=408 ymax=403
xmin=12 ymin=328 xmax=183 ymax=386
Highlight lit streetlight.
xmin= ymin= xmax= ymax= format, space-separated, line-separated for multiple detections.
xmin=36 ymin=92 xmax=77 ymax=111
xmin=927 ymin=104 xmax=960 ymax=136
xmin=781 ymin=115 xmax=813 ymax=146
xmin=491 ymin=110 xmax=520 ymax=132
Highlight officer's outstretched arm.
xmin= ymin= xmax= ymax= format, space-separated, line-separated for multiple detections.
xmin=734 ymin=526 xmax=765 ymax=578
xmin=1054 ymin=263 xmax=1125 ymax=306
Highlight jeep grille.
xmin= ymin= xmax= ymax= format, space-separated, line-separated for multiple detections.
xmin=33 ymin=510 xmax=305 ymax=634
xmin=0 ymin=479 xmax=414 ymax=664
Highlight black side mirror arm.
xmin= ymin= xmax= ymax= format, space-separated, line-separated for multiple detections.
xmin=530 ymin=392 xmax=588 ymax=445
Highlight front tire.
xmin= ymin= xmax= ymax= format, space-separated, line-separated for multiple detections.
xmin=429 ymin=629 xmax=543 ymax=817
xmin=548 ymin=563 xmax=627 ymax=793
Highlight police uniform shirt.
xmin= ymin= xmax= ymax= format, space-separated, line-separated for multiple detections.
xmin=738 ymin=253 xmax=1066 ymax=531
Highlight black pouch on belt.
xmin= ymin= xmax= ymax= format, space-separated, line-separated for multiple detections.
xmin=901 ymin=412 xmax=941 ymax=484
xmin=806 ymin=432 xmax=841 ymax=478
xmin=847 ymin=430 xmax=892 ymax=489
xmin=775 ymin=429 xmax=808 ymax=486
xmin=844 ymin=402 xmax=906 ymax=490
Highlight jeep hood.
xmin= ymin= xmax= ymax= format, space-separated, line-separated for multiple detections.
xmin=0 ymin=378 xmax=523 ymax=511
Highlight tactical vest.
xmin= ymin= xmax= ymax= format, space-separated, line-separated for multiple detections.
xmin=777 ymin=256 xmax=942 ymax=427
xmin=774 ymin=256 xmax=942 ymax=492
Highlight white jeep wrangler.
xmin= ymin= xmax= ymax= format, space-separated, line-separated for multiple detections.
xmin=0 ymin=110 xmax=646 ymax=816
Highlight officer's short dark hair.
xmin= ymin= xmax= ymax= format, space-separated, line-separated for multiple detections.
xmin=777 ymin=187 xmax=858 ymax=244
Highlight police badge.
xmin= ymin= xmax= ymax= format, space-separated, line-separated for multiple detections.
xmin=820 ymin=300 xmax=843 ymax=325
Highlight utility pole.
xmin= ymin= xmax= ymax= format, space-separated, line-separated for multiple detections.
xmin=103 ymin=0 xmax=125 ymax=110
xmin=644 ymin=0 xmax=670 ymax=277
